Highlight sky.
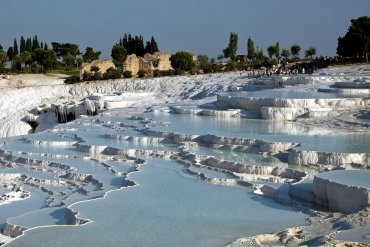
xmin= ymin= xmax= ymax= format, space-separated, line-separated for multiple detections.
xmin=0 ymin=0 xmax=369 ymax=59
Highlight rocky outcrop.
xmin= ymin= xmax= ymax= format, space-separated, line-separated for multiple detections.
xmin=200 ymin=157 xmax=306 ymax=182
xmin=313 ymin=170 xmax=370 ymax=213
xmin=288 ymin=149 xmax=370 ymax=167
xmin=2 ymin=223 xmax=27 ymax=238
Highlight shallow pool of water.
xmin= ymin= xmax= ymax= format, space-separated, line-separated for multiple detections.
xmin=145 ymin=112 xmax=370 ymax=153
xmin=7 ymin=159 xmax=307 ymax=247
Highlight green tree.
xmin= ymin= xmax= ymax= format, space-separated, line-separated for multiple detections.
xmin=82 ymin=47 xmax=101 ymax=62
xmin=20 ymin=51 xmax=33 ymax=67
xmin=11 ymin=55 xmax=22 ymax=71
xmin=63 ymin=54 xmax=76 ymax=67
xmin=267 ymin=45 xmax=276 ymax=59
xmin=197 ymin=54 xmax=211 ymax=73
xmin=41 ymin=50 xmax=58 ymax=70
xmin=304 ymin=47 xmax=317 ymax=59
xmin=20 ymin=36 xmax=26 ymax=54
xmin=290 ymin=44 xmax=301 ymax=59
xmin=111 ymin=44 xmax=127 ymax=67
xmin=275 ymin=42 xmax=280 ymax=60
xmin=254 ymin=48 xmax=264 ymax=61
xmin=32 ymin=35 xmax=40 ymax=50
xmin=170 ymin=52 xmax=195 ymax=72
xmin=7 ymin=47 xmax=15 ymax=61
xmin=51 ymin=42 xmax=80 ymax=58
xmin=0 ymin=51 xmax=8 ymax=70
xmin=120 ymin=34 xmax=146 ymax=56
xmin=13 ymin=38 xmax=19 ymax=55
xmin=26 ymin=38 xmax=32 ymax=53
xmin=223 ymin=32 xmax=238 ymax=61
xmin=32 ymin=48 xmax=46 ymax=65
xmin=145 ymin=36 xmax=159 ymax=54
xmin=337 ymin=16 xmax=370 ymax=62
xmin=247 ymin=37 xmax=255 ymax=61
xmin=281 ymin=48 xmax=291 ymax=60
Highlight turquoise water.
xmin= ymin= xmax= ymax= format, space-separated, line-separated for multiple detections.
xmin=145 ymin=112 xmax=370 ymax=153
xmin=1 ymin=90 xmax=369 ymax=246
xmin=188 ymin=145 xmax=288 ymax=167
xmin=7 ymin=159 xmax=307 ymax=247
xmin=0 ymin=186 xmax=46 ymax=230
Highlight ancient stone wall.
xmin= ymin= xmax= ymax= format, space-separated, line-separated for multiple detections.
xmin=144 ymin=52 xmax=173 ymax=71
xmin=124 ymin=52 xmax=174 ymax=76
xmin=80 ymin=60 xmax=116 ymax=78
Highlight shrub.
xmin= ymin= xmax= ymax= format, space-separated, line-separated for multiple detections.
xmin=202 ymin=64 xmax=213 ymax=74
xmin=170 ymin=52 xmax=195 ymax=73
xmin=225 ymin=61 xmax=236 ymax=71
xmin=83 ymin=71 xmax=92 ymax=81
xmin=103 ymin=67 xmax=121 ymax=80
xmin=30 ymin=63 xmax=40 ymax=73
xmin=83 ymin=71 xmax=101 ymax=81
xmin=90 ymin=65 xmax=100 ymax=73
xmin=211 ymin=63 xmax=222 ymax=73
xmin=174 ymin=69 xmax=185 ymax=76
xmin=153 ymin=69 xmax=161 ymax=77
xmin=64 ymin=75 xmax=80 ymax=84
xmin=123 ymin=70 xmax=132 ymax=78
xmin=138 ymin=70 xmax=146 ymax=78
xmin=161 ymin=70 xmax=175 ymax=76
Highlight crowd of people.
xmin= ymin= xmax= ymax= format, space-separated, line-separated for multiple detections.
xmin=244 ymin=61 xmax=325 ymax=77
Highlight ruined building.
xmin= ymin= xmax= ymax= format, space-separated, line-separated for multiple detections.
xmin=80 ymin=59 xmax=116 ymax=79
xmin=123 ymin=52 xmax=174 ymax=76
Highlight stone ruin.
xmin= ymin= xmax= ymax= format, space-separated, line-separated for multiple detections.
xmin=80 ymin=52 xmax=174 ymax=78
xmin=80 ymin=59 xmax=116 ymax=79
xmin=123 ymin=52 xmax=174 ymax=76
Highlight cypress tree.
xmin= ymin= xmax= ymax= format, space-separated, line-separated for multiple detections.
xmin=136 ymin=35 xmax=145 ymax=56
xmin=20 ymin=36 xmax=26 ymax=54
xmin=44 ymin=43 xmax=49 ymax=50
xmin=145 ymin=36 xmax=159 ymax=54
xmin=32 ymin=35 xmax=40 ymax=50
xmin=275 ymin=42 xmax=280 ymax=60
xmin=223 ymin=32 xmax=238 ymax=61
xmin=7 ymin=47 xmax=15 ymax=61
xmin=247 ymin=37 xmax=255 ymax=61
xmin=40 ymin=42 xmax=44 ymax=50
xmin=122 ymin=33 xmax=128 ymax=48
xmin=26 ymin=38 xmax=32 ymax=52
xmin=13 ymin=38 xmax=19 ymax=55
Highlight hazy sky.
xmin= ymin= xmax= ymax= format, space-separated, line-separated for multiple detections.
xmin=0 ymin=0 xmax=369 ymax=58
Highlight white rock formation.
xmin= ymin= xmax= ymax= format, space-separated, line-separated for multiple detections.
xmin=314 ymin=171 xmax=370 ymax=213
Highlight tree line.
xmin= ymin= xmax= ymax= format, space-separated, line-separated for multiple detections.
xmin=0 ymin=35 xmax=102 ymax=74
xmin=1 ymin=16 xmax=368 ymax=77
xmin=222 ymin=32 xmax=317 ymax=64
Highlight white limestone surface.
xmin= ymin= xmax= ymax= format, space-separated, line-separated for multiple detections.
xmin=314 ymin=170 xmax=370 ymax=213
